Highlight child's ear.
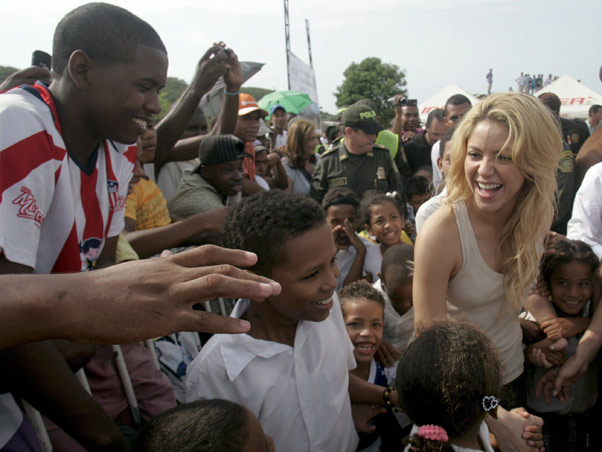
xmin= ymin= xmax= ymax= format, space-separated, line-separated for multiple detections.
xmin=67 ymin=50 xmax=93 ymax=90
xmin=436 ymin=157 xmax=443 ymax=172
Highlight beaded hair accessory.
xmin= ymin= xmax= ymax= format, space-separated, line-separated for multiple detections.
xmin=482 ymin=395 xmax=499 ymax=412
xmin=417 ymin=424 xmax=449 ymax=442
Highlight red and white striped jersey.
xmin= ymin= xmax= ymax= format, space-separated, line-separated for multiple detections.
xmin=0 ymin=83 xmax=136 ymax=273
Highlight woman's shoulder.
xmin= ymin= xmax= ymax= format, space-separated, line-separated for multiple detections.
xmin=418 ymin=203 xmax=458 ymax=242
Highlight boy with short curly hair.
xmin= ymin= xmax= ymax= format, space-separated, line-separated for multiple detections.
xmin=186 ymin=190 xmax=397 ymax=452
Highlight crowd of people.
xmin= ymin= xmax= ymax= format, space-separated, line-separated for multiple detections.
xmin=2 ymin=3 xmax=602 ymax=452
xmin=514 ymin=73 xmax=558 ymax=94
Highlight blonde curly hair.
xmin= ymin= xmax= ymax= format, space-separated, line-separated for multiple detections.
xmin=445 ymin=92 xmax=562 ymax=311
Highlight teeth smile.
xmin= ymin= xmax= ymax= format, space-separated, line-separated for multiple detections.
xmin=311 ymin=298 xmax=332 ymax=306
xmin=477 ymin=182 xmax=502 ymax=190
xmin=133 ymin=118 xmax=148 ymax=128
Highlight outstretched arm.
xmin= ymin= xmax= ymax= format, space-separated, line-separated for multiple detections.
xmin=0 ymin=246 xmax=281 ymax=348
xmin=123 ymin=207 xmax=228 ymax=258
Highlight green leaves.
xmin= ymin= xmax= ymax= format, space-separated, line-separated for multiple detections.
xmin=334 ymin=57 xmax=407 ymax=126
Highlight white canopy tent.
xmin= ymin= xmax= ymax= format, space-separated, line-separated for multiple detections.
xmin=418 ymin=83 xmax=480 ymax=123
xmin=535 ymin=75 xmax=602 ymax=120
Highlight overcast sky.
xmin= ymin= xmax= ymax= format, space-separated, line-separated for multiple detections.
xmin=2 ymin=0 xmax=601 ymax=113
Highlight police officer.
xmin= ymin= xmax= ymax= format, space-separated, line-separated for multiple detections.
xmin=310 ymin=102 xmax=402 ymax=203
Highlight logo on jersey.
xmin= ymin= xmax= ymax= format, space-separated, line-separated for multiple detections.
xmin=107 ymin=179 xmax=126 ymax=211
xmin=12 ymin=186 xmax=45 ymax=227
xmin=80 ymin=237 xmax=102 ymax=271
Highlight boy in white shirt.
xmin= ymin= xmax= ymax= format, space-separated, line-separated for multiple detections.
xmin=186 ymin=190 xmax=395 ymax=452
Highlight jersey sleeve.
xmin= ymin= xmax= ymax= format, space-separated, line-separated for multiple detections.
xmin=0 ymin=92 xmax=61 ymax=268
xmin=107 ymin=144 xmax=135 ymax=238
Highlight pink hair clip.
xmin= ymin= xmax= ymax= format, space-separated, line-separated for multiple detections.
xmin=417 ymin=424 xmax=449 ymax=442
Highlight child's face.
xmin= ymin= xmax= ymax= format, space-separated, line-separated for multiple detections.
xmin=88 ymin=45 xmax=167 ymax=145
xmin=343 ymin=299 xmax=384 ymax=364
xmin=243 ymin=410 xmax=275 ymax=452
xmin=367 ymin=202 xmax=403 ymax=247
xmin=382 ymin=276 xmax=413 ymax=317
xmin=325 ymin=204 xmax=357 ymax=250
xmin=137 ymin=125 xmax=157 ymax=164
xmin=549 ymin=261 xmax=593 ymax=316
xmin=437 ymin=142 xmax=452 ymax=176
xmin=409 ymin=193 xmax=430 ymax=213
xmin=266 ymin=224 xmax=339 ymax=323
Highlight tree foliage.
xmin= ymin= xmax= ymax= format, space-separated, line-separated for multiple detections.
xmin=156 ymin=76 xmax=189 ymax=121
xmin=0 ymin=66 xmax=21 ymax=84
xmin=334 ymin=57 xmax=407 ymax=126
xmin=242 ymin=86 xmax=274 ymax=102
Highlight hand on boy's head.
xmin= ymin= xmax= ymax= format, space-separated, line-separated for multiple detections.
xmin=0 ymin=66 xmax=51 ymax=91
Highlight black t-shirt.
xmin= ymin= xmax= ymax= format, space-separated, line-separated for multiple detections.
xmin=403 ymin=132 xmax=433 ymax=173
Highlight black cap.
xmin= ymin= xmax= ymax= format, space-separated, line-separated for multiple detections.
xmin=198 ymin=135 xmax=250 ymax=165
xmin=341 ymin=102 xmax=384 ymax=135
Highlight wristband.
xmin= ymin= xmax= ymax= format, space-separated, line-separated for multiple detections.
xmin=382 ymin=385 xmax=394 ymax=409
xmin=224 ymin=88 xmax=240 ymax=96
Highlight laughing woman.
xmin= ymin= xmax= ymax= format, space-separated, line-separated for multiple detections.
xmin=413 ymin=93 xmax=562 ymax=449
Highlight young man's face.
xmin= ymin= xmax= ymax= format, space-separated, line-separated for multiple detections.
xmin=444 ymin=103 xmax=471 ymax=128
xmin=87 ymin=45 xmax=167 ymax=145
xmin=401 ymin=106 xmax=420 ymax=131
xmin=235 ymin=111 xmax=263 ymax=142
xmin=346 ymin=127 xmax=377 ymax=154
xmin=201 ymin=159 xmax=244 ymax=197
xmin=265 ymin=224 xmax=339 ymax=323
xmin=325 ymin=204 xmax=357 ymax=250
xmin=425 ymin=118 xmax=447 ymax=146
xmin=255 ymin=151 xmax=269 ymax=177
xmin=271 ymin=109 xmax=287 ymax=132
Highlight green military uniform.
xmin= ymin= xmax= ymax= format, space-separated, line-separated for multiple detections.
xmin=310 ymin=138 xmax=402 ymax=202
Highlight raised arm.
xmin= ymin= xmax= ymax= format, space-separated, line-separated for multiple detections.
xmin=155 ymin=43 xmax=242 ymax=166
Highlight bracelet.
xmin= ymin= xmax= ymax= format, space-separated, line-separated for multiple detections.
xmin=224 ymin=88 xmax=240 ymax=96
xmin=382 ymin=385 xmax=394 ymax=409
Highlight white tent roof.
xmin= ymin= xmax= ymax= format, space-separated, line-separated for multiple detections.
xmin=535 ymin=75 xmax=602 ymax=120
xmin=418 ymin=83 xmax=480 ymax=123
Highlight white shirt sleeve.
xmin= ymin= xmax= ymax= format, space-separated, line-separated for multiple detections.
xmin=567 ymin=163 xmax=602 ymax=259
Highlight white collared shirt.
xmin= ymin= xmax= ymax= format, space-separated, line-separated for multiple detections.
xmin=567 ymin=162 xmax=602 ymax=259
xmin=372 ymin=279 xmax=415 ymax=352
xmin=186 ymin=295 xmax=359 ymax=452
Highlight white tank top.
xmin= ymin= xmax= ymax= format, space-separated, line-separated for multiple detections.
xmin=446 ymin=200 xmax=524 ymax=385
